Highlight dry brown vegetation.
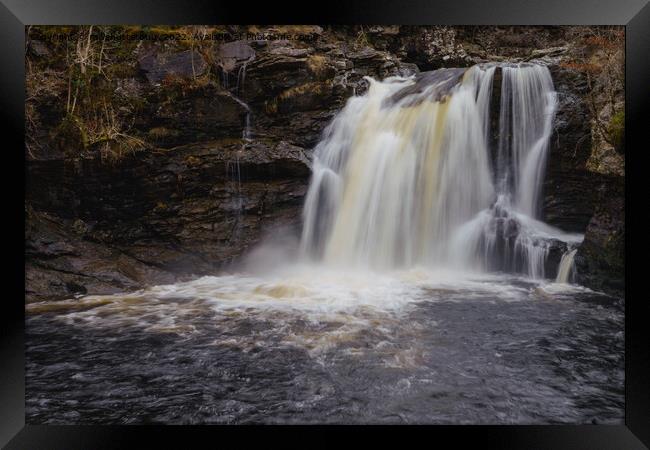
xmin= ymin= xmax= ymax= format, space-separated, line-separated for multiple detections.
xmin=26 ymin=26 xmax=150 ymax=161
xmin=26 ymin=25 xmax=228 ymax=162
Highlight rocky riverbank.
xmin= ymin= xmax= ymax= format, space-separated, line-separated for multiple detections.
xmin=25 ymin=25 xmax=624 ymax=301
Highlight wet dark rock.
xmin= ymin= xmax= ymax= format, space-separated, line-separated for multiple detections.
xmin=26 ymin=138 xmax=310 ymax=299
xmin=398 ymin=26 xmax=468 ymax=69
xmin=480 ymin=212 xmax=569 ymax=279
xmin=244 ymin=51 xmax=313 ymax=102
xmin=268 ymin=45 xmax=312 ymax=58
xmin=145 ymin=84 xmax=249 ymax=147
xmin=216 ymin=41 xmax=256 ymax=72
xmin=347 ymin=46 xmax=387 ymax=71
xmin=545 ymin=239 xmax=571 ymax=280
xmin=574 ymin=178 xmax=624 ymax=295
xmin=542 ymin=65 xmax=601 ymax=232
xmin=138 ymin=48 xmax=207 ymax=84
xmin=385 ymin=68 xmax=467 ymax=106
xmin=28 ymin=39 xmax=50 ymax=57
xmin=26 ymin=208 xmax=177 ymax=303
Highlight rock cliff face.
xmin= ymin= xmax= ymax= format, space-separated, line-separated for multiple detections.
xmin=25 ymin=25 xmax=625 ymax=301
xmin=26 ymin=139 xmax=310 ymax=280
xmin=574 ymin=176 xmax=625 ymax=293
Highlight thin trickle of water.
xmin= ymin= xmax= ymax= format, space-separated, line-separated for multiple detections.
xmin=221 ymin=70 xmax=229 ymax=90
xmin=226 ymin=90 xmax=253 ymax=142
xmin=224 ymin=91 xmax=252 ymax=240
xmin=236 ymin=59 xmax=253 ymax=96
xmin=225 ymin=151 xmax=244 ymax=242
xmin=242 ymin=112 xmax=251 ymax=141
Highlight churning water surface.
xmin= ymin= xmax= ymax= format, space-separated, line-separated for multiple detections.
xmin=26 ymin=266 xmax=624 ymax=424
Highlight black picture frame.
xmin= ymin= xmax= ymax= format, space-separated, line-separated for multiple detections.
xmin=3 ymin=0 xmax=648 ymax=448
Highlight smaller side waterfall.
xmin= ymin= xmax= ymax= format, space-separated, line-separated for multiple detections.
xmin=556 ymin=249 xmax=578 ymax=284
xmin=495 ymin=65 xmax=557 ymax=218
xmin=236 ymin=58 xmax=253 ymax=96
xmin=223 ymin=81 xmax=253 ymax=242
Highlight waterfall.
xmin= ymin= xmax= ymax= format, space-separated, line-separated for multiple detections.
xmin=236 ymin=60 xmax=251 ymax=96
xmin=556 ymin=249 xmax=578 ymax=284
xmin=496 ymin=65 xmax=557 ymax=217
xmin=224 ymin=90 xmax=253 ymax=241
xmin=301 ymin=62 xmax=579 ymax=279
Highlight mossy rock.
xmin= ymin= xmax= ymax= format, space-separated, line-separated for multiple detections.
xmin=608 ymin=110 xmax=624 ymax=154
xmin=148 ymin=127 xmax=180 ymax=141
xmin=306 ymin=55 xmax=336 ymax=79
xmin=274 ymin=81 xmax=335 ymax=113
xmin=52 ymin=114 xmax=86 ymax=157
xmin=106 ymin=62 xmax=139 ymax=79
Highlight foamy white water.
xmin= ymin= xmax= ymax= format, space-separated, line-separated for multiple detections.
xmin=301 ymin=62 xmax=579 ymax=280
xmin=301 ymin=66 xmax=494 ymax=268
xmin=556 ymin=248 xmax=578 ymax=284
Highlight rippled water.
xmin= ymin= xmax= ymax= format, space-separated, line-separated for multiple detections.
xmin=26 ymin=267 xmax=624 ymax=424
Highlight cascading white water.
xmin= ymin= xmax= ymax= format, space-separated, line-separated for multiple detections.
xmin=301 ymin=63 xmax=582 ymax=279
xmin=556 ymin=249 xmax=578 ymax=284
xmin=496 ymin=65 xmax=557 ymax=217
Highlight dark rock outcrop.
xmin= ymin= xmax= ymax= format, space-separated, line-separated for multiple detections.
xmin=386 ymin=68 xmax=467 ymax=106
xmin=138 ymin=47 xmax=208 ymax=84
xmin=216 ymin=40 xmax=256 ymax=72
xmin=574 ymin=177 xmax=625 ymax=295
xmin=542 ymin=65 xmax=602 ymax=232
xmin=143 ymin=84 xmax=251 ymax=147
xmin=26 ymin=207 xmax=177 ymax=302
xmin=26 ymin=138 xmax=310 ymax=302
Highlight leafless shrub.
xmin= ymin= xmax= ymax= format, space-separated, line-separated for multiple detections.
xmin=25 ymin=57 xmax=66 ymax=157
xmin=85 ymin=102 xmax=147 ymax=162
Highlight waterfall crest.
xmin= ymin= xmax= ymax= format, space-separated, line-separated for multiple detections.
xmin=301 ymin=63 xmax=582 ymax=279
